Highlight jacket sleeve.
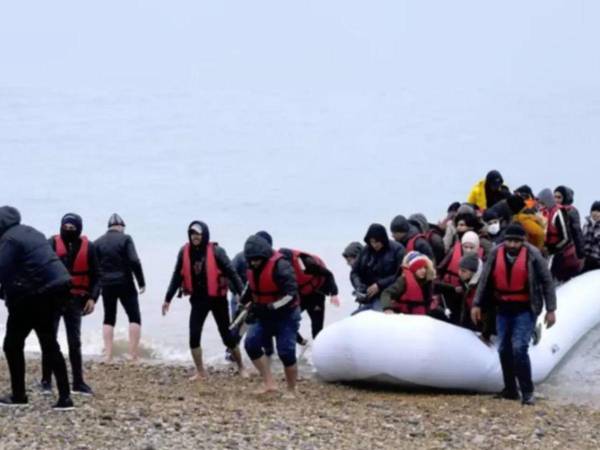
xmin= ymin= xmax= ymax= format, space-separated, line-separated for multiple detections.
xmin=415 ymin=238 xmax=434 ymax=260
xmin=0 ymin=238 xmax=18 ymax=286
xmin=568 ymin=209 xmax=585 ymax=259
xmin=126 ymin=236 xmax=146 ymax=288
xmin=553 ymin=210 xmax=571 ymax=252
xmin=380 ymin=275 xmax=406 ymax=311
xmin=87 ymin=242 xmax=101 ymax=301
xmin=350 ymin=251 xmax=368 ymax=293
xmin=531 ymin=247 xmax=557 ymax=312
xmin=165 ymin=248 xmax=184 ymax=303
xmin=273 ymin=258 xmax=299 ymax=298
xmin=473 ymin=248 xmax=497 ymax=310
xmin=302 ymin=255 xmax=338 ymax=296
xmin=375 ymin=245 xmax=405 ymax=290
xmin=215 ymin=246 xmax=244 ymax=295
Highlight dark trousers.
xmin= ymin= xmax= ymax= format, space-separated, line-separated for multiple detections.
xmin=102 ymin=283 xmax=141 ymax=326
xmin=189 ymin=297 xmax=236 ymax=349
xmin=3 ymin=293 xmax=70 ymax=400
xmin=496 ymin=309 xmax=535 ymax=395
xmin=41 ymin=297 xmax=84 ymax=386
xmin=296 ymin=293 xmax=325 ymax=343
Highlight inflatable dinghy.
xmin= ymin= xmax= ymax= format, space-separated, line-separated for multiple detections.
xmin=312 ymin=271 xmax=600 ymax=392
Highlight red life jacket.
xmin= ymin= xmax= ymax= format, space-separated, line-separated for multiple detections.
xmin=545 ymin=205 xmax=565 ymax=246
xmin=493 ymin=246 xmax=529 ymax=303
xmin=392 ymin=269 xmax=428 ymax=315
xmin=406 ymin=234 xmax=426 ymax=253
xmin=181 ymin=243 xmax=228 ymax=297
xmin=443 ymin=241 xmax=484 ymax=287
xmin=54 ymin=235 xmax=90 ymax=296
xmin=289 ymin=249 xmax=327 ymax=296
xmin=247 ymin=252 xmax=285 ymax=305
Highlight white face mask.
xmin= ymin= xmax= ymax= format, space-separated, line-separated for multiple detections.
xmin=488 ymin=222 xmax=501 ymax=236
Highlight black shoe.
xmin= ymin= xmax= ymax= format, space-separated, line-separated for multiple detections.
xmin=494 ymin=389 xmax=520 ymax=400
xmin=522 ymin=393 xmax=536 ymax=406
xmin=0 ymin=395 xmax=29 ymax=407
xmin=40 ymin=380 xmax=53 ymax=395
xmin=52 ymin=397 xmax=75 ymax=411
xmin=72 ymin=382 xmax=94 ymax=397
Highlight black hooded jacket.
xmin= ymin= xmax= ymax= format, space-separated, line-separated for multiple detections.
xmin=0 ymin=206 xmax=71 ymax=304
xmin=397 ymin=224 xmax=434 ymax=261
xmin=165 ymin=221 xmax=243 ymax=302
xmin=484 ymin=170 xmax=511 ymax=209
xmin=350 ymin=224 xmax=405 ymax=293
xmin=558 ymin=186 xmax=585 ymax=259
xmin=94 ymin=229 xmax=145 ymax=289
xmin=243 ymin=235 xmax=298 ymax=302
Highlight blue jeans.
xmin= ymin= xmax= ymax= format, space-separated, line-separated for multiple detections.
xmin=245 ymin=306 xmax=301 ymax=367
xmin=496 ymin=309 xmax=536 ymax=395
xmin=352 ymin=298 xmax=382 ymax=315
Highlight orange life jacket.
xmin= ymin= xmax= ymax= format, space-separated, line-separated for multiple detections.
xmin=247 ymin=252 xmax=285 ymax=305
xmin=392 ymin=269 xmax=428 ymax=315
xmin=443 ymin=241 xmax=484 ymax=287
xmin=289 ymin=249 xmax=327 ymax=296
xmin=406 ymin=233 xmax=426 ymax=253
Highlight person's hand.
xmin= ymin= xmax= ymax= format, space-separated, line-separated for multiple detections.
xmin=83 ymin=299 xmax=95 ymax=315
xmin=384 ymin=309 xmax=394 ymax=315
xmin=366 ymin=284 xmax=380 ymax=299
xmin=471 ymin=306 xmax=482 ymax=324
xmin=162 ymin=302 xmax=170 ymax=316
xmin=330 ymin=295 xmax=341 ymax=307
xmin=545 ymin=311 xmax=556 ymax=329
xmin=139 ymin=286 xmax=146 ymax=295
xmin=455 ymin=286 xmax=464 ymax=294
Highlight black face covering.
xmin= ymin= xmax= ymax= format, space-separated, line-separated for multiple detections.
xmin=60 ymin=228 xmax=80 ymax=243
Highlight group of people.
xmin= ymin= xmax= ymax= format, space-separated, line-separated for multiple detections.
xmin=1 ymin=170 xmax=599 ymax=409
xmin=343 ymin=170 xmax=599 ymax=405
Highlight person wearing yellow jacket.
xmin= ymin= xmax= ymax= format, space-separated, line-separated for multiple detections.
xmin=467 ymin=170 xmax=510 ymax=210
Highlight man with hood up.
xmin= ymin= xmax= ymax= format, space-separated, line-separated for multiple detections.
xmin=350 ymin=223 xmax=405 ymax=314
xmin=242 ymin=234 xmax=300 ymax=395
xmin=163 ymin=221 xmax=245 ymax=380
xmin=554 ymin=185 xmax=585 ymax=260
xmin=95 ymin=213 xmax=146 ymax=362
xmin=40 ymin=213 xmax=100 ymax=396
xmin=390 ymin=215 xmax=434 ymax=261
xmin=408 ymin=213 xmax=445 ymax=265
xmin=467 ymin=170 xmax=511 ymax=211
xmin=0 ymin=206 xmax=74 ymax=410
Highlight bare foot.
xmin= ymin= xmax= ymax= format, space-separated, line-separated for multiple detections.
xmin=253 ymin=384 xmax=278 ymax=395
xmin=282 ymin=390 xmax=296 ymax=400
xmin=238 ymin=367 xmax=250 ymax=379
xmin=189 ymin=371 xmax=207 ymax=381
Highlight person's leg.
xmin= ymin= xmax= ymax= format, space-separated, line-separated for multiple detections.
xmin=102 ymin=287 xmax=118 ymax=362
xmin=2 ymin=303 xmax=33 ymax=401
xmin=34 ymin=295 xmax=71 ymax=402
xmin=120 ymin=284 xmax=142 ymax=361
xmin=245 ymin=320 xmax=277 ymax=393
xmin=211 ymin=299 xmax=246 ymax=376
xmin=275 ymin=307 xmax=301 ymax=392
xmin=512 ymin=310 xmax=536 ymax=401
xmin=189 ymin=299 xmax=211 ymax=380
xmin=296 ymin=297 xmax=308 ymax=345
xmin=63 ymin=298 xmax=84 ymax=386
xmin=41 ymin=305 xmax=62 ymax=386
xmin=496 ymin=312 xmax=519 ymax=397
xmin=305 ymin=294 xmax=326 ymax=339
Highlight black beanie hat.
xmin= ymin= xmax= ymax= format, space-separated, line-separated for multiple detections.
xmin=459 ymin=253 xmax=479 ymax=273
xmin=61 ymin=213 xmax=83 ymax=233
xmin=591 ymin=201 xmax=600 ymax=213
xmin=504 ymin=223 xmax=526 ymax=241
xmin=506 ymin=195 xmax=526 ymax=214
xmin=390 ymin=215 xmax=410 ymax=233
xmin=514 ymin=185 xmax=534 ymax=199
xmin=482 ymin=208 xmax=501 ymax=222
xmin=447 ymin=202 xmax=461 ymax=214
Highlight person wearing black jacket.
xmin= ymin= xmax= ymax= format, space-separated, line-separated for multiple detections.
xmin=390 ymin=215 xmax=434 ymax=261
xmin=0 ymin=206 xmax=74 ymax=410
xmin=162 ymin=221 xmax=245 ymax=380
xmin=94 ymin=213 xmax=146 ymax=362
xmin=279 ymin=248 xmax=340 ymax=345
xmin=351 ymin=223 xmax=405 ymax=314
xmin=40 ymin=213 xmax=99 ymax=396
xmin=243 ymin=234 xmax=300 ymax=394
